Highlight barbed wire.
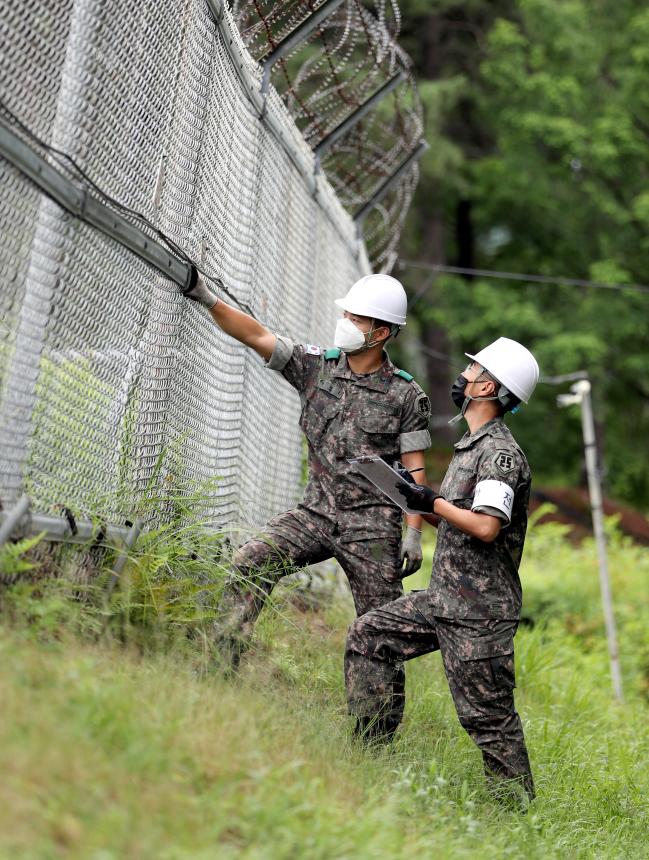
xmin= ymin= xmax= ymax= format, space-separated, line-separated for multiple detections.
xmin=232 ymin=0 xmax=423 ymax=269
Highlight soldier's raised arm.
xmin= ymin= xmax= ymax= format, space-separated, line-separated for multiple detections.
xmin=184 ymin=269 xmax=276 ymax=361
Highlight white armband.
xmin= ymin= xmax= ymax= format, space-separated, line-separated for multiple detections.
xmin=265 ymin=335 xmax=294 ymax=371
xmin=472 ymin=480 xmax=514 ymax=523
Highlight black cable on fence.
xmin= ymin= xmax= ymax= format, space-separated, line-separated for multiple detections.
xmin=0 ymin=102 xmax=257 ymax=319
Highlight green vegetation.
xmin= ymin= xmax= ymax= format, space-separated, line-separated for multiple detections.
xmin=27 ymin=355 xmax=116 ymax=513
xmin=395 ymin=0 xmax=649 ymax=509
xmin=1 ymin=515 xmax=648 ymax=858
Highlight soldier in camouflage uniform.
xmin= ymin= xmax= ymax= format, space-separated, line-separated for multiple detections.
xmin=345 ymin=338 xmax=539 ymax=802
xmin=183 ymin=270 xmax=431 ymax=667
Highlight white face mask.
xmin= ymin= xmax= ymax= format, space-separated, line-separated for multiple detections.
xmin=333 ymin=317 xmax=367 ymax=353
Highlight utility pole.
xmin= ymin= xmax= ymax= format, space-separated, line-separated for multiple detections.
xmin=557 ymin=378 xmax=623 ymax=701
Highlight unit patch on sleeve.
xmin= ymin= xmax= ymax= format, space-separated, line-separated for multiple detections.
xmin=493 ymin=450 xmax=515 ymax=474
xmin=305 ymin=344 xmax=322 ymax=355
xmin=416 ymin=394 xmax=431 ymax=416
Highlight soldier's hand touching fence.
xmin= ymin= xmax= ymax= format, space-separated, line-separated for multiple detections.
xmin=183 ymin=265 xmax=221 ymax=309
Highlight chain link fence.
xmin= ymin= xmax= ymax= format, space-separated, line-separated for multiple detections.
xmin=0 ymin=0 xmax=421 ymax=548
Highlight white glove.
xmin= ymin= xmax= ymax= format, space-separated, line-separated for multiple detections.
xmin=400 ymin=526 xmax=422 ymax=576
xmin=183 ymin=266 xmax=220 ymax=309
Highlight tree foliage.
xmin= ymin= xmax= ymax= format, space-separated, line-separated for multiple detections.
xmin=396 ymin=0 xmax=649 ymax=508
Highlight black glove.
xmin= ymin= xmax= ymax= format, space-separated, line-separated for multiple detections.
xmin=396 ymin=481 xmax=442 ymax=513
xmin=393 ymin=461 xmax=416 ymax=485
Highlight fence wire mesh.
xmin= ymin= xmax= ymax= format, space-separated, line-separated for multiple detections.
xmin=0 ymin=0 xmax=368 ymax=538
xmin=0 ymin=0 xmax=422 ymax=545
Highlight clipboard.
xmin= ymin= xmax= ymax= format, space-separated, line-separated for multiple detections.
xmin=348 ymin=456 xmax=422 ymax=515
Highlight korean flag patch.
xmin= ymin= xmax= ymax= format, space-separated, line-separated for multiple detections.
xmin=305 ymin=344 xmax=322 ymax=355
xmin=494 ymin=450 xmax=515 ymax=474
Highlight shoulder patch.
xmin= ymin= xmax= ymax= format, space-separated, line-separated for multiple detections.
xmin=415 ymin=393 xmax=431 ymax=417
xmin=395 ymin=368 xmax=414 ymax=382
xmin=305 ymin=344 xmax=322 ymax=356
xmin=493 ymin=449 xmax=516 ymax=474
xmin=324 ymin=347 xmax=342 ymax=360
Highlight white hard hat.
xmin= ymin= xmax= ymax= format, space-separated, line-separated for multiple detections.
xmin=465 ymin=337 xmax=539 ymax=403
xmin=334 ymin=274 xmax=408 ymax=326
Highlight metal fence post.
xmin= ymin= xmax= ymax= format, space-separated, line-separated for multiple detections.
xmin=557 ymin=379 xmax=624 ymax=701
xmin=260 ymin=0 xmax=346 ymax=93
xmin=314 ymin=70 xmax=407 ymax=159
xmin=105 ymin=518 xmax=143 ymax=598
xmin=0 ymin=494 xmax=31 ymax=546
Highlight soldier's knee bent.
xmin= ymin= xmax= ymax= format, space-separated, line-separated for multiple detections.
xmin=231 ymin=542 xmax=254 ymax=566
xmin=231 ymin=539 xmax=276 ymax=572
xmin=346 ymin=616 xmax=395 ymax=663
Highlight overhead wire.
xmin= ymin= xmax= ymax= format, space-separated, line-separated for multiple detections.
xmin=398 ymin=260 xmax=649 ymax=295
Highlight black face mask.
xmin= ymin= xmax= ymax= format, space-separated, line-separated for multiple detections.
xmin=450 ymin=374 xmax=468 ymax=409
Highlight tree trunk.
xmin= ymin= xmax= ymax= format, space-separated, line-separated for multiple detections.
xmin=418 ymin=15 xmax=455 ymax=442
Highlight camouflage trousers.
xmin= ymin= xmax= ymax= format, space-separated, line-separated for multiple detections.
xmin=345 ymin=590 xmax=535 ymax=799
xmin=217 ymin=506 xmax=405 ymax=668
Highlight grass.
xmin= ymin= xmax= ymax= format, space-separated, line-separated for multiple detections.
xmin=1 ymin=513 xmax=649 ymax=858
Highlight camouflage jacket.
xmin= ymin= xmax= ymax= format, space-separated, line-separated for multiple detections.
xmin=267 ymin=337 xmax=431 ymax=534
xmin=428 ymin=417 xmax=531 ymax=620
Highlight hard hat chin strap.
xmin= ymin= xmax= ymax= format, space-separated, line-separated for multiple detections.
xmin=448 ymin=389 xmax=520 ymax=426
xmin=354 ymin=320 xmax=398 ymax=353
xmin=447 ymin=392 xmax=499 ymax=425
